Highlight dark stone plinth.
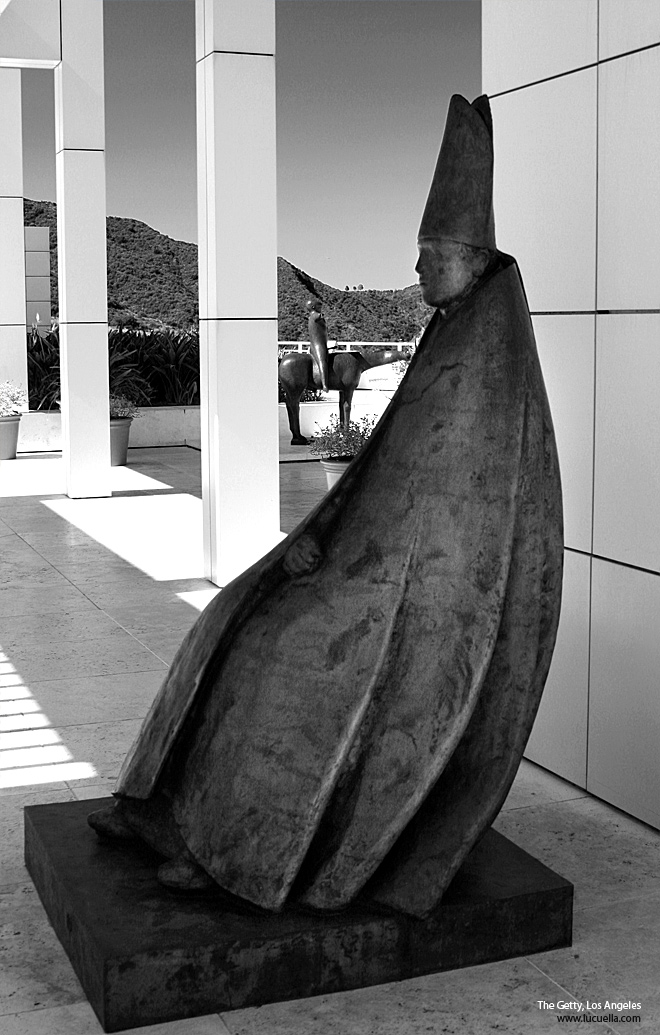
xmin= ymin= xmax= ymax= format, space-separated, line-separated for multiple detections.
xmin=25 ymin=798 xmax=572 ymax=1033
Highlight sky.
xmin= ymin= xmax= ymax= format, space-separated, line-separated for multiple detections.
xmin=21 ymin=0 xmax=481 ymax=290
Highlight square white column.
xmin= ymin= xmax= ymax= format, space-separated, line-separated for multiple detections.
xmin=55 ymin=149 xmax=107 ymax=323
xmin=199 ymin=319 xmax=280 ymax=586
xmin=59 ymin=322 xmax=110 ymax=498
xmin=0 ymin=68 xmax=28 ymax=392
xmin=196 ymin=0 xmax=280 ymax=585
xmin=54 ymin=0 xmax=110 ymax=498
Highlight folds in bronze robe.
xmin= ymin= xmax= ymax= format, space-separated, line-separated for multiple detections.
xmin=117 ymin=254 xmax=563 ymax=918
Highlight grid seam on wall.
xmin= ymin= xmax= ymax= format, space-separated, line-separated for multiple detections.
xmin=567 ymin=547 xmax=660 ymax=581
xmin=490 ymin=39 xmax=660 ymax=99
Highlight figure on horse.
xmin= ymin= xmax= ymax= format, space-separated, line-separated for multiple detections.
xmin=278 ymin=298 xmax=409 ymax=444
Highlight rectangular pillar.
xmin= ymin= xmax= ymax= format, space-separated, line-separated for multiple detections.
xmin=54 ymin=0 xmax=110 ymax=498
xmin=195 ymin=0 xmax=280 ymax=586
xmin=0 ymin=67 xmax=28 ymax=392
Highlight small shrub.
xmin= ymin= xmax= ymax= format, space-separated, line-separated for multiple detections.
xmin=310 ymin=414 xmax=378 ymax=460
xmin=0 ymin=381 xmax=27 ymax=416
xmin=109 ymin=394 xmax=140 ymax=420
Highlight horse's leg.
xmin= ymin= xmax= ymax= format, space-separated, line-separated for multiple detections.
xmin=343 ymin=387 xmax=354 ymax=428
xmin=284 ymin=388 xmax=308 ymax=445
xmin=338 ymin=390 xmax=347 ymax=429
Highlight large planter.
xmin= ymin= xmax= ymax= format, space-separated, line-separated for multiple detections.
xmin=110 ymin=417 xmax=133 ymax=466
xmin=320 ymin=457 xmax=352 ymax=489
xmin=0 ymin=414 xmax=21 ymax=459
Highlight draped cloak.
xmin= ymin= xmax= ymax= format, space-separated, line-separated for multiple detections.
xmin=116 ymin=254 xmax=563 ymax=919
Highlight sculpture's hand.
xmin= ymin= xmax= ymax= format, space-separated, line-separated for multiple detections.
xmin=283 ymin=533 xmax=323 ymax=577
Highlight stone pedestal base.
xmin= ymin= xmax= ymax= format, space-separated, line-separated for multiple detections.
xmin=25 ymin=798 xmax=572 ymax=1033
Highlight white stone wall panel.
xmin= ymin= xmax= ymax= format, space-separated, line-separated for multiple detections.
xmin=597 ymin=46 xmax=660 ymax=310
xmin=588 ymin=560 xmax=660 ymax=829
xmin=25 ymin=276 xmax=50 ymax=302
xmin=534 ymin=314 xmax=595 ymax=554
xmin=24 ymin=226 xmax=49 ymax=250
xmin=482 ymin=0 xmax=597 ymax=96
xmin=24 ymin=251 xmax=49 ymax=277
xmin=525 ymin=550 xmax=591 ymax=787
xmin=599 ymin=0 xmax=660 ymax=60
xmin=0 ymin=67 xmax=22 ymax=195
xmin=491 ymin=70 xmax=597 ymax=312
xmin=0 ymin=196 xmax=27 ymax=325
xmin=593 ymin=313 xmax=660 ymax=572
xmin=0 ymin=323 xmax=28 ymax=387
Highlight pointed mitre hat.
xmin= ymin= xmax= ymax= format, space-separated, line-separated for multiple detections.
xmin=418 ymin=94 xmax=496 ymax=250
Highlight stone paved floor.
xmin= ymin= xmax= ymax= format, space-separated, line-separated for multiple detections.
xmin=0 ymin=446 xmax=658 ymax=1034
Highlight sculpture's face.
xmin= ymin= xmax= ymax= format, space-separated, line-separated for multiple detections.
xmin=416 ymin=238 xmax=481 ymax=309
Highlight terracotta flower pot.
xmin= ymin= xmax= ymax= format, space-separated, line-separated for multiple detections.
xmin=0 ymin=414 xmax=21 ymax=460
xmin=320 ymin=457 xmax=352 ymax=490
xmin=110 ymin=417 xmax=133 ymax=466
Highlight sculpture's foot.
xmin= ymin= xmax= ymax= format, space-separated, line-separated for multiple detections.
xmin=290 ymin=435 xmax=309 ymax=446
xmin=88 ymin=802 xmax=137 ymax=842
xmin=157 ymin=854 xmax=216 ymax=892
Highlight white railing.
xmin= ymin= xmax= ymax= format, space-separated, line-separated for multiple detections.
xmin=278 ymin=340 xmax=413 ymax=354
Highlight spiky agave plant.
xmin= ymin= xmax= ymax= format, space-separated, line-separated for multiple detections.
xmin=26 ymin=324 xmax=61 ymax=410
xmin=135 ymin=329 xmax=199 ymax=405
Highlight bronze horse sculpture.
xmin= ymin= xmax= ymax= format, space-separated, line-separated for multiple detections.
xmin=278 ymin=347 xmax=408 ymax=445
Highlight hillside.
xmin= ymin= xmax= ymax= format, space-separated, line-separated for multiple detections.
xmin=24 ymin=199 xmax=431 ymax=340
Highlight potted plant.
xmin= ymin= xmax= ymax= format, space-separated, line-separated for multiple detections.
xmin=0 ymin=382 xmax=28 ymax=460
xmin=310 ymin=413 xmax=378 ymax=489
xmin=109 ymin=394 xmax=140 ymax=466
